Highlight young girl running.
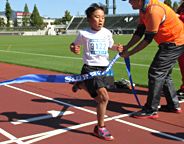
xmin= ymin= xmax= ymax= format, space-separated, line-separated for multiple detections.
xmin=70 ymin=3 xmax=123 ymax=140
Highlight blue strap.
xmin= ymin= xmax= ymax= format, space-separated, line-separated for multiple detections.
xmin=0 ymin=53 xmax=120 ymax=86
xmin=124 ymin=57 xmax=142 ymax=108
xmin=0 ymin=53 xmax=142 ymax=108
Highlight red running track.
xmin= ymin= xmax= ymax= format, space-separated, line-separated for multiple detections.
xmin=0 ymin=62 xmax=184 ymax=144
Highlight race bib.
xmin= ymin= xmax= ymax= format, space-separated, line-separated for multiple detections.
xmin=89 ymin=39 xmax=108 ymax=55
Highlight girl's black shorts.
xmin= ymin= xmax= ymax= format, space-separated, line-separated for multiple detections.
xmin=81 ymin=64 xmax=107 ymax=98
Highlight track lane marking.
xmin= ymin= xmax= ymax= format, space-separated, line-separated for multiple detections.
xmin=114 ymin=119 xmax=184 ymax=142
xmin=2 ymin=113 xmax=184 ymax=144
xmin=24 ymin=113 xmax=184 ymax=143
xmin=0 ymin=114 xmax=131 ymax=144
xmin=11 ymin=111 xmax=74 ymax=125
xmin=0 ymin=50 xmax=180 ymax=70
xmin=1 ymin=85 xmax=183 ymax=143
xmin=4 ymin=85 xmax=99 ymax=116
xmin=0 ymin=128 xmax=25 ymax=144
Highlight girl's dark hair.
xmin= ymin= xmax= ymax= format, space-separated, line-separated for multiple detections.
xmin=85 ymin=3 xmax=105 ymax=18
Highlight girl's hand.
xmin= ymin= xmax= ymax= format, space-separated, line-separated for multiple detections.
xmin=117 ymin=43 xmax=123 ymax=53
xmin=70 ymin=44 xmax=81 ymax=54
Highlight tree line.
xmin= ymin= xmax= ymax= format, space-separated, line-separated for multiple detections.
xmin=4 ymin=0 xmax=43 ymax=29
xmin=2 ymin=0 xmax=183 ymax=29
xmin=2 ymin=0 xmax=72 ymax=29
xmin=164 ymin=0 xmax=183 ymax=11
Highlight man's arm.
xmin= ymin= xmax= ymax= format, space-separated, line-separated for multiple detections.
xmin=123 ymin=34 xmax=142 ymax=51
xmin=121 ymin=5 xmax=164 ymax=58
xmin=121 ymin=39 xmax=149 ymax=58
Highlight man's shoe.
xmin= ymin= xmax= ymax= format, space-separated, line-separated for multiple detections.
xmin=159 ymin=105 xmax=182 ymax=113
xmin=72 ymin=82 xmax=81 ymax=93
xmin=93 ymin=125 xmax=114 ymax=141
xmin=132 ymin=109 xmax=159 ymax=119
xmin=176 ymin=89 xmax=184 ymax=100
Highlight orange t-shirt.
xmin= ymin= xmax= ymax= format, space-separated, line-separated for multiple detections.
xmin=139 ymin=4 xmax=184 ymax=46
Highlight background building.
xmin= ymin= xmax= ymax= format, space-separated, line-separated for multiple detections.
xmin=0 ymin=15 xmax=7 ymax=23
xmin=16 ymin=12 xmax=31 ymax=26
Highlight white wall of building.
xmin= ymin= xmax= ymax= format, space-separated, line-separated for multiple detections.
xmin=16 ymin=12 xmax=31 ymax=26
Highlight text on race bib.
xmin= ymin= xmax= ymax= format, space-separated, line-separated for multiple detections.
xmin=89 ymin=39 xmax=108 ymax=55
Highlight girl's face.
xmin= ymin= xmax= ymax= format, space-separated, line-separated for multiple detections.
xmin=87 ymin=9 xmax=105 ymax=31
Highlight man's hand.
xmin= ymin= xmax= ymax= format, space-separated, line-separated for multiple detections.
xmin=120 ymin=51 xmax=131 ymax=58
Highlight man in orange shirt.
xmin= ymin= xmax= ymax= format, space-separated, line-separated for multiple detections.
xmin=121 ymin=0 xmax=184 ymax=119
xmin=176 ymin=0 xmax=184 ymax=100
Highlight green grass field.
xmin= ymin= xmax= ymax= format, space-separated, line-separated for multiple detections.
xmin=0 ymin=35 xmax=181 ymax=90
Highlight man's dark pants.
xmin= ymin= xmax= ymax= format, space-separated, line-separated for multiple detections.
xmin=145 ymin=42 xmax=184 ymax=111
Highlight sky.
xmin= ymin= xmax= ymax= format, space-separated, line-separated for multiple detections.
xmin=0 ymin=0 xmax=181 ymax=18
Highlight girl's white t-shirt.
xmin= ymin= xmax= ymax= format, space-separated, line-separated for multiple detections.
xmin=74 ymin=27 xmax=114 ymax=66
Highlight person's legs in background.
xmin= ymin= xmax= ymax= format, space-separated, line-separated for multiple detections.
xmin=177 ymin=52 xmax=184 ymax=100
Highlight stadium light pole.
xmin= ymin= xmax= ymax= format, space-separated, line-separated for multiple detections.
xmin=113 ymin=0 xmax=116 ymax=14
xmin=105 ymin=0 xmax=109 ymax=14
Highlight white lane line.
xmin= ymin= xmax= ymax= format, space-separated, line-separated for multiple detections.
xmin=11 ymin=111 xmax=74 ymax=125
xmin=0 ymin=128 xmax=25 ymax=144
xmin=2 ymin=112 xmax=184 ymax=144
xmin=114 ymin=119 xmax=184 ymax=142
xmin=0 ymin=50 xmax=82 ymax=60
xmin=0 ymin=50 xmax=180 ymax=70
xmin=0 ymin=114 xmax=132 ymax=144
xmin=21 ymin=114 xmax=133 ymax=144
xmin=4 ymin=85 xmax=98 ymax=116
xmin=24 ymin=113 xmax=184 ymax=144
xmin=2 ymin=85 xmax=184 ymax=143
xmin=179 ymin=100 xmax=184 ymax=104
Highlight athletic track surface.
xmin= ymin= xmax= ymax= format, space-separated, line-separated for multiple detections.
xmin=0 ymin=62 xmax=183 ymax=144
